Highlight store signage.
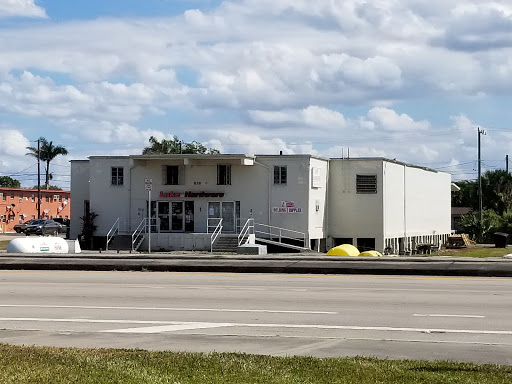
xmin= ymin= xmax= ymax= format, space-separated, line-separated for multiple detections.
xmin=160 ymin=191 xmax=225 ymax=198
xmin=272 ymin=201 xmax=302 ymax=214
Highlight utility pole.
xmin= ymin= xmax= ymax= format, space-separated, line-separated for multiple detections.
xmin=478 ymin=128 xmax=486 ymax=242
xmin=37 ymin=138 xmax=41 ymax=220
xmin=507 ymin=155 xmax=509 ymax=174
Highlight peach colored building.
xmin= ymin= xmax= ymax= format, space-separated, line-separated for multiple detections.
xmin=0 ymin=187 xmax=70 ymax=233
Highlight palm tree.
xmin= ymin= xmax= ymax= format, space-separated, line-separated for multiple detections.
xmin=26 ymin=137 xmax=69 ymax=190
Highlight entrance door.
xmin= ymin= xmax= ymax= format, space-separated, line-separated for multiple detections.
xmin=221 ymin=202 xmax=235 ymax=232
xmin=208 ymin=201 xmax=235 ymax=232
xmin=158 ymin=202 xmax=169 ymax=231
xmin=171 ymin=201 xmax=184 ymax=231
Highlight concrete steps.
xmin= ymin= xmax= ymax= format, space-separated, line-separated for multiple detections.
xmin=107 ymin=235 xmax=133 ymax=251
xmin=212 ymin=234 xmax=239 ymax=253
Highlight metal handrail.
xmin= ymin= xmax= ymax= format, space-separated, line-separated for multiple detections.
xmin=238 ymin=218 xmax=254 ymax=246
xmin=207 ymin=217 xmax=223 ymax=233
xmin=254 ymin=222 xmax=307 ymax=248
xmin=105 ymin=217 xmax=120 ymax=251
xmin=210 ymin=218 xmax=223 ymax=252
xmin=131 ymin=218 xmax=147 ymax=252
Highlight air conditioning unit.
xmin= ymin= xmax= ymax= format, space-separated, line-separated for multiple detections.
xmin=54 ymin=195 xmax=59 ymax=199
xmin=0 ymin=193 xmax=3 ymax=197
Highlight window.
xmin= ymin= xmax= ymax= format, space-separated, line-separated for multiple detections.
xmin=58 ymin=195 xmax=62 ymax=202
xmin=31 ymin=194 xmax=35 ymax=202
xmin=357 ymin=238 xmax=376 ymax=252
xmin=111 ymin=167 xmax=124 ymax=186
xmin=46 ymin=196 xmax=50 ymax=202
xmin=10 ymin=193 xmax=14 ymax=199
xmin=217 ymin=165 xmax=231 ymax=185
xmin=274 ymin=166 xmax=287 ymax=185
xmin=356 ymin=174 xmax=377 ymax=194
xmin=164 ymin=165 xmax=181 ymax=185
xmin=19 ymin=196 xmax=23 ymax=202
xmin=1 ymin=194 xmax=5 ymax=201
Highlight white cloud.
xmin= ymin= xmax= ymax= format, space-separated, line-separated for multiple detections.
xmin=0 ymin=0 xmax=46 ymax=18
xmin=365 ymin=107 xmax=430 ymax=132
xmin=248 ymin=106 xmax=346 ymax=129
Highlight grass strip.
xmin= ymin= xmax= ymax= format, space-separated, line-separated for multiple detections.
xmin=0 ymin=240 xmax=9 ymax=251
xmin=0 ymin=344 xmax=511 ymax=384
xmin=434 ymin=248 xmax=510 ymax=258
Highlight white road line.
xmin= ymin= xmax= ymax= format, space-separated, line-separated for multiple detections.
xmin=103 ymin=323 xmax=232 ymax=333
xmin=413 ymin=314 xmax=485 ymax=318
xmin=0 ymin=304 xmax=335 ymax=315
xmin=3 ymin=317 xmax=511 ymax=336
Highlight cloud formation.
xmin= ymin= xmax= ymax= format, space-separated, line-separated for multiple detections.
xmin=0 ymin=0 xmax=511 ymax=187
xmin=0 ymin=0 xmax=46 ymax=18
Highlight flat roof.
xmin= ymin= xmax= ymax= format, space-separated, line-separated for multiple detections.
xmin=329 ymin=157 xmax=440 ymax=173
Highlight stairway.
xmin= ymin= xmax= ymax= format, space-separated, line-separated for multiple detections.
xmin=107 ymin=235 xmax=133 ymax=251
xmin=212 ymin=234 xmax=239 ymax=253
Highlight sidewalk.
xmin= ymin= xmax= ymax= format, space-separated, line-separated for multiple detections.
xmin=2 ymin=249 xmax=512 ymax=277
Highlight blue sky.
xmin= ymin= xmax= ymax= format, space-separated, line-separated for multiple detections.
xmin=1 ymin=0 xmax=512 ymax=189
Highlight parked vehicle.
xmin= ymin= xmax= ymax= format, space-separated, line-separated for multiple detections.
xmin=25 ymin=219 xmax=64 ymax=236
xmin=13 ymin=219 xmax=35 ymax=233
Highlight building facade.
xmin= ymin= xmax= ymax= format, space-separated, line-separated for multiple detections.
xmin=70 ymin=154 xmax=451 ymax=253
xmin=0 ymin=187 xmax=71 ymax=232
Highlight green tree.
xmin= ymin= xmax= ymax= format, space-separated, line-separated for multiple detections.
xmin=0 ymin=176 xmax=21 ymax=188
xmin=26 ymin=137 xmax=68 ymax=190
xmin=459 ymin=209 xmax=502 ymax=242
xmin=142 ymin=136 xmax=220 ymax=155
xmin=452 ymin=170 xmax=512 ymax=215
xmin=481 ymin=170 xmax=512 ymax=215
xmin=451 ymin=180 xmax=477 ymax=208
xmin=32 ymin=184 xmax=62 ymax=191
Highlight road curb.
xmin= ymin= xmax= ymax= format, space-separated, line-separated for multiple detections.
xmin=1 ymin=255 xmax=512 ymax=276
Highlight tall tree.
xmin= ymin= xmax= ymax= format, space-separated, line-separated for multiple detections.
xmin=452 ymin=170 xmax=512 ymax=215
xmin=0 ymin=176 xmax=21 ymax=188
xmin=142 ymin=136 xmax=220 ymax=155
xmin=26 ymin=137 xmax=69 ymax=190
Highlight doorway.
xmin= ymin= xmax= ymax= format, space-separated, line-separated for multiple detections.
xmin=208 ymin=201 xmax=235 ymax=232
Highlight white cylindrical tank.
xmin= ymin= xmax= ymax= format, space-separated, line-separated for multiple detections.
xmin=7 ymin=237 xmax=70 ymax=254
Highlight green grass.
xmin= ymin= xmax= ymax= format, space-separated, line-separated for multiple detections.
xmin=434 ymin=247 xmax=511 ymax=258
xmin=0 ymin=240 xmax=9 ymax=251
xmin=0 ymin=345 xmax=511 ymax=384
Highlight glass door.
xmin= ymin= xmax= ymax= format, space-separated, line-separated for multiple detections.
xmin=171 ymin=201 xmax=184 ymax=231
xmin=158 ymin=202 xmax=169 ymax=231
xmin=221 ymin=202 xmax=235 ymax=232
xmin=208 ymin=202 xmax=221 ymax=233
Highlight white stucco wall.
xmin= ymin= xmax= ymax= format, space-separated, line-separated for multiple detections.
xmin=88 ymin=157 xmax=133 ymax=235
xmin=383 ymin=161 xmax=406 ymax=239
xmin=383 ymin=161 xmax=452 ymax=238
xmin=308 ymin=157 xmax=328 ymax=241
xmin=69 ymin=160 xmax=90 ymax=239
xmin=328 ymin=159 xmax=385 ymax=248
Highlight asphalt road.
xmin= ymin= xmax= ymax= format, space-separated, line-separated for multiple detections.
xmin=1 ymin=270 xmax=512 ymax=365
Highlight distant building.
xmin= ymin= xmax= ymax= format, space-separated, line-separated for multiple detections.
xmin=451 ymin=207 xmax=472 ymax=232
xmin=0 ymin=188 xmax=71 ymax=232
xmin=70 ymin=154 xmax=452 ymax=253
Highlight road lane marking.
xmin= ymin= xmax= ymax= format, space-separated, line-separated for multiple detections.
xmin=103 ymin=323 xmax=231 ymax=333
xmin=413 ymin=314 xmax=485 ymax=318
xmin=2 ymin=270 xmax=512 ymax=282
xmin=3 ymin=317 xmax=512 ymax=336
xmin=0 ymin=305 xmax=336 ymax=315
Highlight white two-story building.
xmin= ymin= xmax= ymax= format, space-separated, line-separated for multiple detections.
xmin=70 ymin=154 xmax=452 ymax=253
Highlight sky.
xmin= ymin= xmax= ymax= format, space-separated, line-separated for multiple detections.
xmin=1 ymin=0 xmax=512 ymax=189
